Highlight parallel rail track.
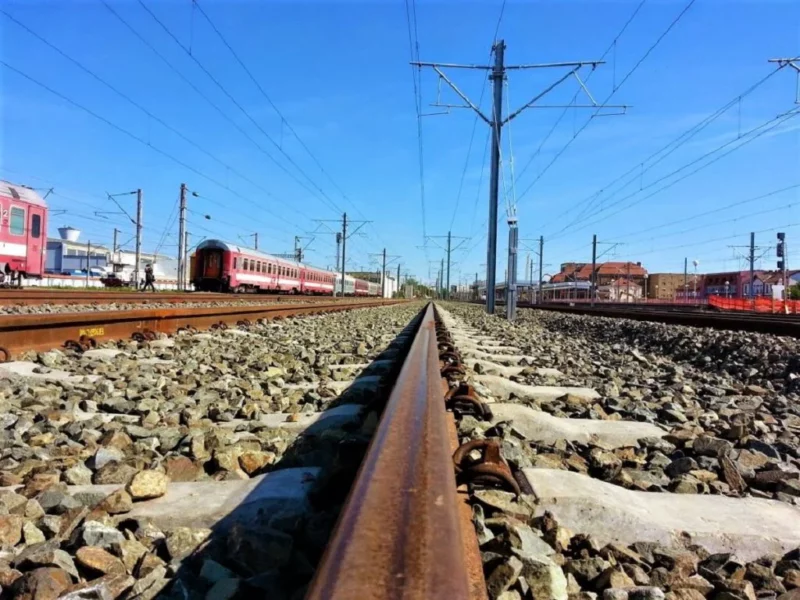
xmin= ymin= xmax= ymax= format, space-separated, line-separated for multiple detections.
xmin=0 ymin=298 xmax=404 ymax=359
xmin=0 ymin=289 xmax=380 ymax=306
xmin=521 ymin=302 xmax=800 ymax=336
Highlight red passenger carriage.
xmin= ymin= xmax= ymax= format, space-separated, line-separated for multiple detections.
xmin=0 ymin=180 xmax=47 ymax=284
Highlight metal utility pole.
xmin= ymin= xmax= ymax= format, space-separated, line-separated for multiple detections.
xmin=750 ymin=232 xmax=756 ymax=300
xmin=440 ymin=258 xmax=444 ymax=299
xmin=369 ymin=249 xmax=400 ymax=298
xmin=413 ymin=43 xmax=626 ymax=316
xmin=335 ymin=233 xmax=342 ymax=277
xmin=254 ymin=233 xmax=258 ymax=251
xmin=506 ymin=215 xmax=518 ymax=321
xmin=396 ymin=263 xmax=401 ymax=297
xmin=778 ymin=232 xmax=788 ymax=300
xmin=178 ymin=183 xmax=187 ymax=291
xmin=538 ymin=236 xmax=544 ymax=304
xmin=591 ymin=234 xmax=597 ymax=306
xmin=313 ymin=213 xmax=370 ymax=296
xmin=683 ymin=257 xmax=688 ymax=302
xmin=86 ymin=241 xmax=91 ymax=288
xmin=382 ymin=249 xmax=386 ymax=297
xmin=135 ymin=189 xmax=143 ymax=290
xmin=485 ymin=41 xmax=505 ymax=315
xmin=112 ymin=228 xmax=119 ymax=265
xmin=341 ymin=214 xmax=347 ymax=296
xmin=425 ymin=231 xmax=467 ymax=300
xmin=184 ymin=230 xmax=190 ymax=289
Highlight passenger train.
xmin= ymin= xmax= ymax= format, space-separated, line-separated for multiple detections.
xmin=0 ymin=180 xmax=47 ymax=284
xmin=191 ymin=239 xmax=381 ymax=296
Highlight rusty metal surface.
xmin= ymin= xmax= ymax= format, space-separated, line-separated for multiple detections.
xmin=448 ymin=415 xmax=490 ymax=600
xmin=0 ymin=299 xmax=402 ymax=358
xmin=306 ymin=303 xmax=481 ymax=600
xmin=0 ymin=290 xmax=385 ymax=307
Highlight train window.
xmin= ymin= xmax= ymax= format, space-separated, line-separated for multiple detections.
xmin=267 ymin=264 xmax=272 ymax=274
xmin=233 ymin=258 xmax=237 ymax=269
xmin=243 ymin=258 xmax=249 ymax=271
xmin=31 ymin=214 xmax=41 ymax=238
xmin=250 ymin=260 xmax=255 ymax=272
xmin=9 ymin=207 xmax=24 ymax=236
xmin=257 ymin=261 xmax=261 ymax=273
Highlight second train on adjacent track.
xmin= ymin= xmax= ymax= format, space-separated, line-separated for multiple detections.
xmin=190 ymin=239 xmax=381 ymax=296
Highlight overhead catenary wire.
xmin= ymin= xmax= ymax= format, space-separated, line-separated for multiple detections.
xmin=135 ymin=0 xmax=346 ymax=218
xmin=515 ymin=0 xmax=648 ymax=184
xmin=0 ymin=60 xmax=310 ymax=241
xmin=404 ymin=0 xmax=428 ymax=244
xmin=0 ymin=8 xmax=305 ymax=230
xmin=604 ymin=183 xmax=800 ymax=245
xmin=516 ymin=0 xmax=696 ymax=204
xmin=546 ymin=66 xmax=788 ymax=235
xmin=549 ymin=106 xmax=800 ymax=241
xmin=190 ymin=0 xmax=392 ymax=253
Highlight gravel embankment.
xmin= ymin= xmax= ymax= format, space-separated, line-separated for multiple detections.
xmin=0 ymin=302 xmax=422 ymax=599
xmin=441 ymin=303 xmax=800 ymax=600
xmin=0 ymin=298 xmax=328 ymax=315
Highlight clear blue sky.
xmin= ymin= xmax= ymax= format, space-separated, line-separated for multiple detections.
xmin=1 ymin=0 xmax=798 ymax=285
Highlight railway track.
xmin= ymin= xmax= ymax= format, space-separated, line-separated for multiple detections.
xmin=0 ymin=289 xmax=379 ymax=307
xmin=0 ymin=298 xmax=402 ymax=360
xmin=1 ymin=301 xmax=798 ymax=599
xmin=527 ymin=302 xmax=800 ymax=336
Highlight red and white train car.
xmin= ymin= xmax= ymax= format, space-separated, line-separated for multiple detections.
xmin=0 ymin=180 xmax=47 ymax=284
xmin=191 ymin=239 xmax=339 ymax=294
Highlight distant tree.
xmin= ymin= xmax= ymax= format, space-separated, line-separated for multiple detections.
xmin=789 ymin=284 xmax=800 ymax=300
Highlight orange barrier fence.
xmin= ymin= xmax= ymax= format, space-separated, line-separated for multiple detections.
xmin=708 ymin=295 xmax=800 ymax=314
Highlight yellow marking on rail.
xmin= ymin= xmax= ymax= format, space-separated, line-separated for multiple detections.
xmin=78 ymin=327 xmax=105 ymax=337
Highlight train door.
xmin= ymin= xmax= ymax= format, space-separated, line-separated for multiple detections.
xmin=26 ymin=206 xmax=45 ymax=276
xmin=203 ymin=250 xmax=222 ymax=278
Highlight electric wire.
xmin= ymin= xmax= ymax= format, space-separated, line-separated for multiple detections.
xmin=515 ymin=0 xmax=647 ymax=184
xmin=549 ymin=107 xmax=800 ymax=241
xmin=0 ymin=60 xmax=306 ymax=240
xmin=517 ymin=0 xmax=696 ymax=203
xmin=547 ymin=66 xmax=787 ymax=234
xmin=135 ymin=0 xmax=345 ymax=217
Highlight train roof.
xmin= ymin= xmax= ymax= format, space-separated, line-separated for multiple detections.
xmin=196 ymin=239 xmax=333 ymax=274
xmin=0 ymin=180 xmax=47 ymax=207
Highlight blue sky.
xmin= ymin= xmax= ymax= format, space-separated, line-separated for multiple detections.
xmin=1 ymin=0 xmax=798 ymax=286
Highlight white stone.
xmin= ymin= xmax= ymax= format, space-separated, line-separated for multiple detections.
xmin=520 ymin=468 xmax=800 ymax=561
xmin=68 ymin=467 xmax=319 ymax=530
xmin=82 ymin=349 xmax=126 ymax=360
xmin=0 ymin=361 xmax=100 ymax=383
xmin=490 ymin=404 xmax=664 ymax=448
xmin=476 ymin=374 xmax=599 ymax=403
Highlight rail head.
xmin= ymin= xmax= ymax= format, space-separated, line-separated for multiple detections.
xmin=306 ymin=303 xmax=473 ymax=600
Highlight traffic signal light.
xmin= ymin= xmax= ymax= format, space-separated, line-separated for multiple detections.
xmin=778 ymin=260 xmax=785 ymax=270
xmin=777 ymin=232 xmax=785 ymax=258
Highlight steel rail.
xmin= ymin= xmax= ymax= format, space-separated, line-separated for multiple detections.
xmin=0 ymin=299 xmax=403 ymax=359
xmin=0 ymin=290 xmax=382 ymax=306
xmin=528 ymin=303 xmax=800 ymax=336
xmin=307 ymin=303 xmax=486 ymax=600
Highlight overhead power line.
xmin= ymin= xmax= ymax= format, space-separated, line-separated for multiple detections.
xmin=516 ymin=0 xmax=696 ymax=203
xmin=547 ymin=66 xmax=787 ymax=235
xmin=404 ymin=0 xmax=428 ymax=244
xmin=0 ymin=60 xmax=300 ymax=238
xmin=191 ymin=0 xmax=368 ymax=224
xmin=515 ymin=0 xmax=647 ymax=184
xmin=549 ymin=106 xmax=800 ymax=240
xmin=1 ymin=7 xmax=301 ymax=231
xmin=135 ymin=0 xmax=346 ymax=217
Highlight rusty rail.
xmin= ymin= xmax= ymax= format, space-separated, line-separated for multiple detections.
xmin=0 ymin=289 xmax=383 ymax=306
xmin=0 ymin=299 xmax=403 ymax=359
xmin=306 ymin=303 xmax=486 ymax=600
